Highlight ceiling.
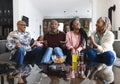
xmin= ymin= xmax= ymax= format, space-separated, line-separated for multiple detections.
xmin=30 ymin=0 xmax=92 ymax=18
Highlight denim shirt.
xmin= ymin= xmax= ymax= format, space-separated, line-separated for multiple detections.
xmin=93 ymin=31 xmax=105 ymax=53
xmin=6 ymin=30 xmax=31 ymax=55
xmin=94 ymin=32 xmax=103 ymax=45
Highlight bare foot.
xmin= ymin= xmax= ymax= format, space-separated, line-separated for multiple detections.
xmin=88 ymin=68 xmax=98 ymax=80
xmin=88 ymin=73 xmax=94 ymax=80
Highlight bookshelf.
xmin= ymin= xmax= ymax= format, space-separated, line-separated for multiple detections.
xmin=3 ymin=26 xmax=13 ymax=36
xmin=0 ymin=0 xmax=13 ymax=40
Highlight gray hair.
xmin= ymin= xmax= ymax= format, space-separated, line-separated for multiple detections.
xmin=100 ymin=16 xmax=112 ymax=31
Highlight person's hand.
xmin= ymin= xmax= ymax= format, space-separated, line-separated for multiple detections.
xmin=15 ymin=43 xmax=21 ymax=48
xmin=71 ymin=48 xmax=76 ymax=54
xmin=89 ymin=35 xmax=94 ymax=44
xmin=39 ymin=41 xmax=44 ymax=44
xmin=60 ymin=41 xmax=67 ymax=44
xmin=43 ymin=40 xmax=47 ymax=46
xmin=10 ymin=34 xmax=18 ymax=39
xmin=60 ymin=41 xmax=67 ymax=48
xmin=75 ymin=50 xmax=79 ymax=56
xmin=89 ymin=35 xmax=98 ymax=48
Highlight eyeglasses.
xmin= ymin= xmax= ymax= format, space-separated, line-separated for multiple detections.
xmin=18 ymin=24 xmax=26 ymax=26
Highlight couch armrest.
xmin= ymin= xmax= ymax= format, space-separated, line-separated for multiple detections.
xmin=113 ymin=40 xmax=120 ymax=58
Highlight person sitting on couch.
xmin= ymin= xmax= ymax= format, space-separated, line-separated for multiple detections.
xmin=6 ymin=20 xmax=43 ymax=71
xmin=41 ymin=20 xmax=66 ymax=63
xmin=31 ymin=35 xmax=44 ymax=49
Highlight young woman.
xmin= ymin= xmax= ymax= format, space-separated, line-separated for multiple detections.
xmin=65 ymin=18 xmax=87 ymax=65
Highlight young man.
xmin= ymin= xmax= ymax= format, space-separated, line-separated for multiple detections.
xmin=41 ymin=20 xmax=66 ymax=63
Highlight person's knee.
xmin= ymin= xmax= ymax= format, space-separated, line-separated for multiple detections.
xmin=54 ymin=47 xmax=64 ymax=56
xmin=103 ymin=73 xmax=114 ymax=84
xmin=87 ymin=48 xmax=97 ymax=61
xmin=107 ymin=78 xmax=114 ymax=84
xmin=44 ymin=47 xmax=53 ymax=55
xmin=54 ymin=47 xmax=61 ymax=51
xmin=47 ymin=47 xmax=53 ymax=51
xmin=103 ymin=51 xmax=115 ymax=66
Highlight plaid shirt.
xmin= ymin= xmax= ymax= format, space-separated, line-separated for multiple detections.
xmin=6 ymin=30 xmax=31 ymax=55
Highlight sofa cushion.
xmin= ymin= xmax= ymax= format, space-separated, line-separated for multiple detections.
xmin=113 ymin=40 xmax=120 ymax=58
xmin=0 ymin=40 xmax=8 ymax=54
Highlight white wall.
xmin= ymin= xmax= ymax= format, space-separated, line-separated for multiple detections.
xmin=13 ymin=0 xmax=120 ymax=38
xmin=92 ymin=0 xmax=120 ymax=31
xmin=92 ymin=0 xmax=109 ymax=30
xmin=13 ymin=0 xmax=43 ymax=39
xmin=109 ymin=0 xmax=120 ymax=31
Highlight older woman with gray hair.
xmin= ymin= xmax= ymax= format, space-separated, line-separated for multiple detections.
xmin=86 ymin=17 xmax=116 ymax=84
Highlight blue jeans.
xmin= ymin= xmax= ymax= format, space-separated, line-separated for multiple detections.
xmin=65 ymin=49 xmax=72 ymax=65
xmin=41 ymin=47 xmax=64 ymax=63
xmin=12 ymin=47 xmax=25 ymax=68
xmin=25 ymin=46 xmax=43 ymax=65
xmin=85 ymin=48 xmax=115 ymax=66
xmin=13 ymin=46 xmax=43 ymax=67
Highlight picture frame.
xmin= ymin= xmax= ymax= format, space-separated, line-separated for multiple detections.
xmin=22 ymin=16 xmax=29 ymax=26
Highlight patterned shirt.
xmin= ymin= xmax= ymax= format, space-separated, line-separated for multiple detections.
xmin=6 ymin=30 xmax=31 ymax=55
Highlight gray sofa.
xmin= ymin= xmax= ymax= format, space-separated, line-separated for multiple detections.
xmin=0 ymin=40 xmax=13 ymax=63
xmin=0 ymin=40 xmax=8 ymax=54
xmin=112 ymin=40 xmax=120 ymax=84
xmin=113 ymin=40 xmax=120 ymax=58
xmin=113 ymin=40 xmax=120 ymax=67
xmin=0 ymin=40 xmax=120 ymax=64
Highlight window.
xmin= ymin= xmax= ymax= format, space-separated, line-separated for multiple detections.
xmin=58 ymin=23 xmax=64 ymax=31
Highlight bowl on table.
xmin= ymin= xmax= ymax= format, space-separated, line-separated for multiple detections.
xmin=52 ymin=55 xmax=66 ymax=63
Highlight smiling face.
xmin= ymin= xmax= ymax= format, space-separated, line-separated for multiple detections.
xmin=96 ymin=18 xmax=105 ymax=32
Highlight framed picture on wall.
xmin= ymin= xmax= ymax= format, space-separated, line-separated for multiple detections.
xmin=22 ymin=16 xmax=29 ymax=26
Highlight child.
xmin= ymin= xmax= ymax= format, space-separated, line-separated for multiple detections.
xmin=31 ymin=36 xmax=44 ymax=48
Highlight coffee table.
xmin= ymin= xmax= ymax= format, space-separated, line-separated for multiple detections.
xmin=39 ymin=63 xmax=87 ymax=84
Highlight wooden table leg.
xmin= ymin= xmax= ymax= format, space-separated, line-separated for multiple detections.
xmin=1 ymin=76 xmax=4 ymax=84
xmin=21 ymin=76 xmax=28 ymax=84
xmin=7 ymin=76 xmax=14 ymax=84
